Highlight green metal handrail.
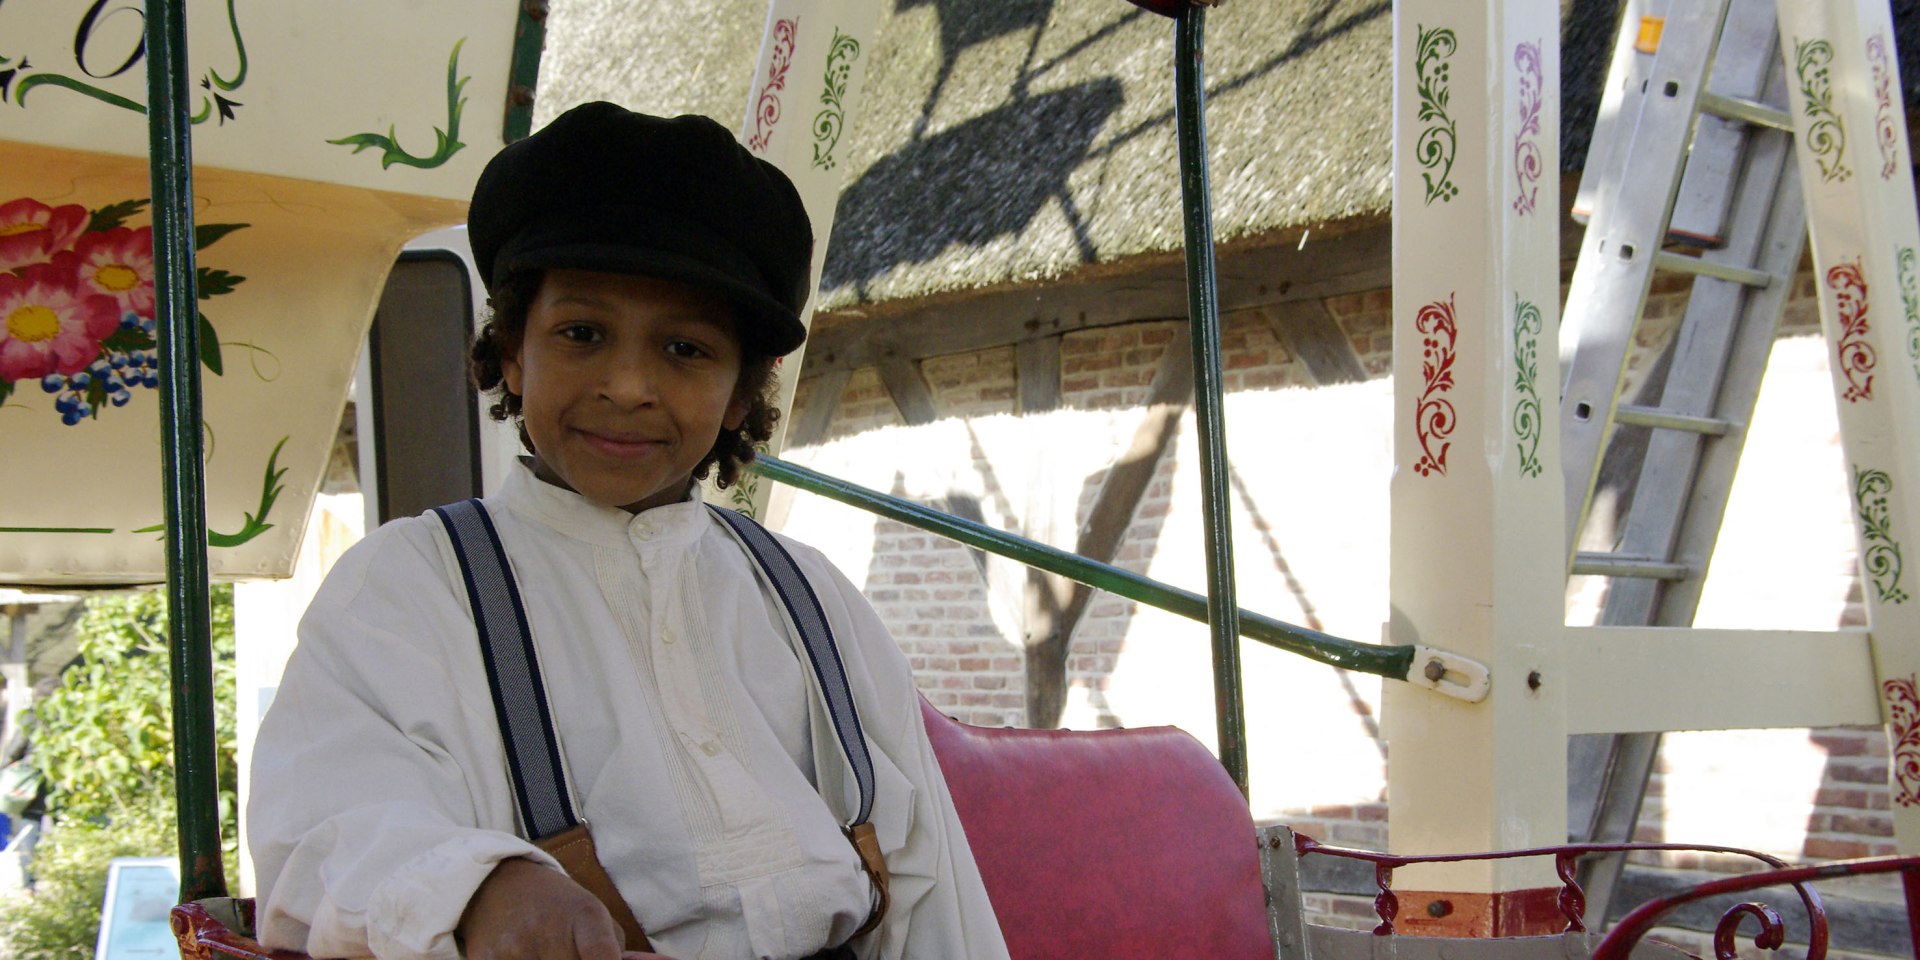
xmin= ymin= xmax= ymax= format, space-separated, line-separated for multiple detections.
xmin=751 ymin=456 xmax=1417 ymax=680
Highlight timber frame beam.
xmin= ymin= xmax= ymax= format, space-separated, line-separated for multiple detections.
xmin=803 ymin=222 xmax=1389 ymax=377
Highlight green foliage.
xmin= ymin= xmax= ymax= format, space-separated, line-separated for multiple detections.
xmin=0 ymin=588 xmax=241 ymax=960
xmin=0 ymin=804 xmax=177 ymax=960
xmin=29 ymin=587 xmax=238 ymax=838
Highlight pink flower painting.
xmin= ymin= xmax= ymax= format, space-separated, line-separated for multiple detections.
xmin=0 ymin=266 xmax=120 ymax=380
xmin=0 ymin=198 xmax=88 ymax=273
xmin=0 ymin=194 xmax=248 ymax=423
xmin=53 ymin=226 xmax=156 ymax=317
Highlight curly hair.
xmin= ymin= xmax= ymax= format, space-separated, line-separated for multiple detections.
xmin=469 ymin=270 xmax=783 ymax=491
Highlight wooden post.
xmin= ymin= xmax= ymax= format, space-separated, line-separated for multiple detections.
xmin=1383 ymin=0 xmax=1568 ymax=935
xmin=718 ymin=0 xmax=882 ymax=520
xmin=1774 ymin=0 xmax=1920 ymax=854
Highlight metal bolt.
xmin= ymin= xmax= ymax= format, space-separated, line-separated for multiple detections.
xmin=1527 ymin=670 xmax=1543 ymax=691
xmin=1424 ymin=659 xmax=1447 ymax=683
xmin=1427 ymin=899 xmax=1452 ymax=918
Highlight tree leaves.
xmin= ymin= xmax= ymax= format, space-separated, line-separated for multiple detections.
xmin=28 ymin=588 xmax=238 ymax=829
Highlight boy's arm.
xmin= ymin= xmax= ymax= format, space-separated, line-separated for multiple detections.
xmin=249 ymin=527 xmax=565 ymax=960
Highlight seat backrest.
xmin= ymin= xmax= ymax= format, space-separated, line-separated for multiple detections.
xmin=919 ymin=697 xmax=1272 ymax=960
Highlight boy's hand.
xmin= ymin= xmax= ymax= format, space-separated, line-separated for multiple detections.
xmin=458 ymin=858 xmax=674 ymax=960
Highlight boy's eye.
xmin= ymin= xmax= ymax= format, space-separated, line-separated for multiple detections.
xmin=558 ymin=323 xmax=602 ymax=343
xmin=665 ymin=340 xmax=708 ymax=359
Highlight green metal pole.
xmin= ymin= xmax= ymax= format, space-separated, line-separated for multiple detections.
xmin=1173 ymin=4 xmax=1247 ymax=793
xmin=752 ymin=456 xmax=1418 ymax=682
xmin=147 ymin=0 xmax=228 ymax=903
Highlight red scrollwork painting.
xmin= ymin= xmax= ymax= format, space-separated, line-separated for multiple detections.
xmin=746 ymin=18 xmax=799 ymax=153
xmin=1828 ymin=258 xmax=1876 ymax=403
xmin=1884 ymin=675 xmax=1920 ymax=806
xmin=1413 ymin=294 xmax=1458 ymax=477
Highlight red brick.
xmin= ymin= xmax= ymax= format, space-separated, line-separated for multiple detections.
xmin=1828 ymin=814 xmax=1894 ymax=837
xmin=1815 ymin=787 xmax=1869 ymax=809
xmin=1804 ymin=838 xmax=1871 ymax=860
xmin=1831 ymin=763 xmax=1889 ymax=784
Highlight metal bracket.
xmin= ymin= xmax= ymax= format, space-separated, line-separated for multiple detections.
xmin=1407 ymin=645 xmax=1492 ymax=703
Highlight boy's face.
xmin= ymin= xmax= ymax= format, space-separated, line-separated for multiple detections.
xmin=503 ymin=269 xmax=750 ymax=514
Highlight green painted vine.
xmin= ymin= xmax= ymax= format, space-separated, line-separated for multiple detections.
xmin=1794 ymin=38 xmax=1852 ymax=183
xmin=1855 ymin=465 xmax=1909 ymax=605
xmin=1413 ymin=25 xmax=1459 ymax=205
xmin=811 ymin=28 xmax=860 ymax=171
xmin=1511 ymin=295 xmax=1543 ymax=478
xmin=328 ymin=39 xmax=469 ymax=170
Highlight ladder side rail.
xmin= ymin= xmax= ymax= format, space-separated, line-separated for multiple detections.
xmin=1559 ymin=0 xmax=1736 ymax=560
xmin=1665 ymin=0 xmax=1783 ymax=246
xmin=1572 ymin=0 xmax=1667 ymax=225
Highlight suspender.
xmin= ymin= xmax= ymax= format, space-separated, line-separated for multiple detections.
xmin=430 ymin=498 xmax=888 ymax=941
xmin=430 ymin=501 xmax=577 ymax=840
xmin=707 ymin=504 xmax=876 ymax=829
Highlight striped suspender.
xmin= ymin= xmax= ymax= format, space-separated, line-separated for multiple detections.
xmin=431 ymin=499 xmax=578 ymax=840
xmin=432 ymin=498 xmax=886 ymax=932
xmin=707 ymin=504 xmax=876 ymax=831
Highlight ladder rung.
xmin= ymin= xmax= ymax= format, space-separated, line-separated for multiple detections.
xmin=1653 ymin=251 xmax=1773 ymax=287
xmin=1612 ymin=405 xmax=1733 ymax=435
xmin=1570 ymin=553 xmax=1692 ymax=581
xmin=1697 ymin=91 xmax=1793 ymax=131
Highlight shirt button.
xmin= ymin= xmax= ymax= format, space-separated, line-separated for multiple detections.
xmin=700 ymin=741 xmax=721 ymax=757
xmin=633 ymin=522 xmax=654 ymax=540
xmin=662 ymin=628 xmax=677 ymax=645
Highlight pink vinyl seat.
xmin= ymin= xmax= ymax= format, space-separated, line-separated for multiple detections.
xmin=919 ymin=697 xmax=1272 ymax=960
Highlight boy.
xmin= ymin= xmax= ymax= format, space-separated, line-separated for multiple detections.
xmin=248 ymin=102 xmax=1011 ymax=960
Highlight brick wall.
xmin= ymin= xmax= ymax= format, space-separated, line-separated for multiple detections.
xmin=781 ymin=253 xmax=1893 ymax=937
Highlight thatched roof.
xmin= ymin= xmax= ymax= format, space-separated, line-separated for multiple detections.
xmin=534 ymin=0 xmax=1919 ymax=314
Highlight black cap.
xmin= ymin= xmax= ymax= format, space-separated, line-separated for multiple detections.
xmin=468 ymin=102 xmax=813 ymax=356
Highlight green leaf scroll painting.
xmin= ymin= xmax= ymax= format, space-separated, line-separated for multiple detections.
xmin=0 ymin=196 xmax=249 ymax=420
xmin=4 ymin=0 xmax=250 ymax=124
xmin=328 ymin=39 xmax=469 ymax=170
xmin=0 ymin=435 xmax=290 ymax=548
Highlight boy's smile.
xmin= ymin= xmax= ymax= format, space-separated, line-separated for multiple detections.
xmin=503 ymin=269 xmax=750 ymax=513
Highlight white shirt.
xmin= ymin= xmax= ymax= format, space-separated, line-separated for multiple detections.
xmin=248 ymin=464 xmax=1010 ymax=960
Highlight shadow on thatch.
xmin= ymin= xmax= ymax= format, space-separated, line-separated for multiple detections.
xmin=821 ymin=79 xmax=1125 ymax=296
xmin=897 ymin=0 xmax=1059 ymax=138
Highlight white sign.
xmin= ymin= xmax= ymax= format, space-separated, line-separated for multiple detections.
xmin=94 ymin=856 xmax=179 ymax=960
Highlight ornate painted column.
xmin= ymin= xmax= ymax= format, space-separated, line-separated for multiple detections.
xmin=1382 ymin=0 xmax=1569 ymax=935
xmin=1775 ymin=0 xmax=1920 ymax=854
xmin=718 ymin=1 xmax=881 ymax=519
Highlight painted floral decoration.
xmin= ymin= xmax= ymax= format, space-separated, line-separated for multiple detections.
xmin=0 ymin=196 xmax=248 ymax=424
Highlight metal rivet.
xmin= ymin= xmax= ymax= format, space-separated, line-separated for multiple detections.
xmin=1427 ymin=899 xmax=1453 ymax=918
xmin=1424 ymin=659 xmax=1447 ymax=683
xmin=1527 ymin=670 xmax=1543 ymax=691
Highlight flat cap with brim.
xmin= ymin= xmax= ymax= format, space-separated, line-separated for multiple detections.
xmin=468 ymin=101 xmax=813 ymax=356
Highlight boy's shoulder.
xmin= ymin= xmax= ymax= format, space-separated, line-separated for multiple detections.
xmin=310 ymin=507 xmax=470 ymax=616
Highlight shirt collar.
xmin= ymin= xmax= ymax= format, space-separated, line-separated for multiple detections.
xmin=499 ymin=459 xmax=711 ymax=549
